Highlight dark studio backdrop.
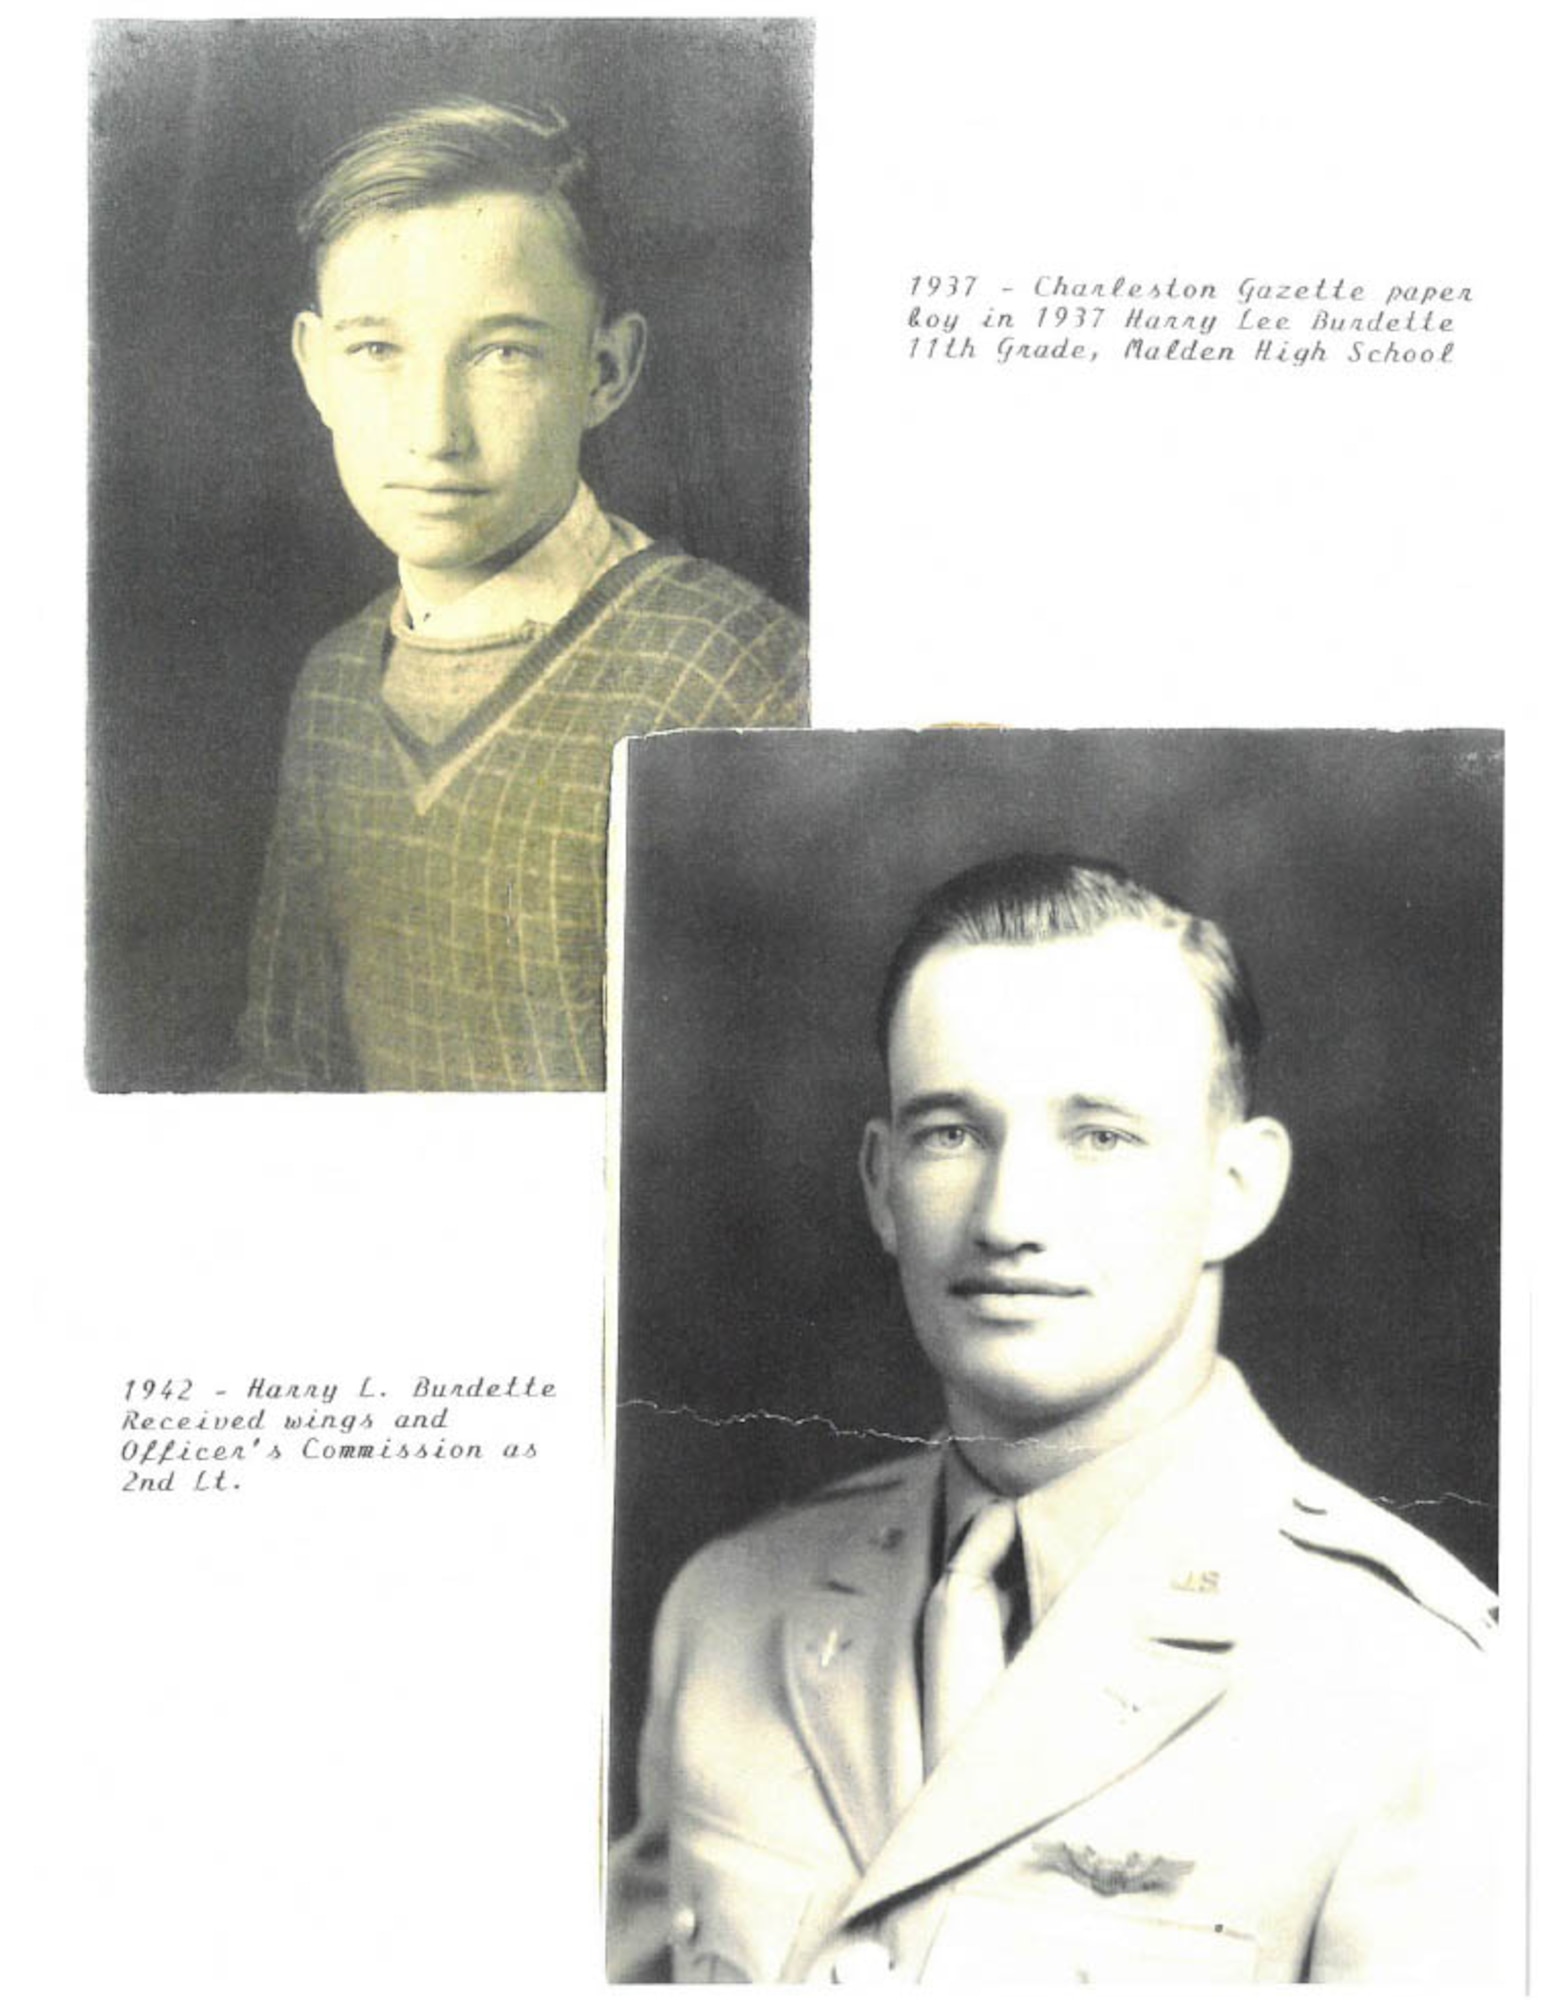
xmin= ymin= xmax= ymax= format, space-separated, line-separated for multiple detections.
xmin=609 ymin=728 xmax=1503 ymax=1832
xmin=88 ymin=17 xmax=812 ymax=1090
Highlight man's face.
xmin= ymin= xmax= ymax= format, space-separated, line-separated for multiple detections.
xmin=292 ymin=191 xmax=641 ymax=594
xmin=862 ymin=925 xmax=1262 ymax=1436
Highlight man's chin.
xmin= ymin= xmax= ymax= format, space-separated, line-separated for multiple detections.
xmin=936 ymin=1358 xmax=1090 ymax=1435
xmin=924 ymin=1322 xmax=1121 ymax=1429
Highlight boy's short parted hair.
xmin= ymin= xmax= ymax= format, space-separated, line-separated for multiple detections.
xmin=297 ymin=96 xmax=621 ymax=309
xmin=876 ymin=852 xmax=1264 ymax=1116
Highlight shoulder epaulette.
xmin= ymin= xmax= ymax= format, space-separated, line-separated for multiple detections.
xmin=1279 ymin=1462 xmax=1497 ymax=1652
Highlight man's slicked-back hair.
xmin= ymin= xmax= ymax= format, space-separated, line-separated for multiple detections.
xmin=875 ymin=852 xmax=1264 ymax=1116
xmin=297 ymin=95 xmax=620 ymax=309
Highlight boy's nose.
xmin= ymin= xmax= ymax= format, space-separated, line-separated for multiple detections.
xmin=404 ymin=363 xmax=472 ymax=459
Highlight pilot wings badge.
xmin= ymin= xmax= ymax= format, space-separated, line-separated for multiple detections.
xmin=1035 ymin=1841 xmax=1196 ymax=1898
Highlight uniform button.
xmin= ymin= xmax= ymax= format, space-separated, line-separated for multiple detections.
xmin=830 ymin=1938 xmax=894 ymax=1983
xmin=669 ymin=1904 xmax=698 ymax=1944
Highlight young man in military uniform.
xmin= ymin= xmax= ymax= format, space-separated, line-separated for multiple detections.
xmin=608 ymin=852 xmax=1499 ymax=1984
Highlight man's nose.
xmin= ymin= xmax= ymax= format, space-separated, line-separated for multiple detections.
xmin=403 ymin=360 xmax=471 ymax=459
xmin=972 ymin=1136 xmax=1054 ymax=1254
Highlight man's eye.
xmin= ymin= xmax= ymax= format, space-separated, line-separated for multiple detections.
xmin=915 ymin=1123 xmax=974 ymax=1155
xmin=345 ymin=341 xmax=397 ymax=363
xmin=1075 ymin=1126 xmax=1140 ymax=1154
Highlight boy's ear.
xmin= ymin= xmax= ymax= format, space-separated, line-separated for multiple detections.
xmin=1202 ymin=1115 xmax=1292 ymax=1265
xmin=292 ymin=311 xmax=333 ymax=428
xmin=585 ymin=311 xmax=647 ymax=431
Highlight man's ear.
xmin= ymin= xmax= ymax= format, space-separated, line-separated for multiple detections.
xmin=292 ymin=311 xmax=333 ymax=428
xmin=1203 ymin=1116 xmax=1292 ymax=1264
xmin=859 ymin=1118 xmax=899 ymax=1257
xmin=584 ymin=311 xmax=647 ymax=431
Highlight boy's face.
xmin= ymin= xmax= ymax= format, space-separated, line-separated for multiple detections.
xmin=293 ymin=190 xmax=644 ymax=601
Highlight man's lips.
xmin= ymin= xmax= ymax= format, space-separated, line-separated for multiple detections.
xmin=949 ymin=1277 xmax=1088 ymax=1299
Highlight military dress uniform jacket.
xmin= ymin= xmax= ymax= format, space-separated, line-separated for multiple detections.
xmin=607 ymin=1364 xmax=1500 ymax=1984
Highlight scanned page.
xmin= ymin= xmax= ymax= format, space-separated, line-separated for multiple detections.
xmin=16 ymin=3 xmax=1536 ymax=1993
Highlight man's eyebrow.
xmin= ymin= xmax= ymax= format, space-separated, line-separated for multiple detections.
xmin=1063 ymin=1093 xmax=1147 ymax=1119
xmin=330 ymin=314 xmax=395 ymax=333
xmin=894 ymin=1090 xmax=976 ymax=1124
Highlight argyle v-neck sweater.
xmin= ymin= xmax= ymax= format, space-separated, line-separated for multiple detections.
xmin=233 ymin=548 xmax=807 ymax=1091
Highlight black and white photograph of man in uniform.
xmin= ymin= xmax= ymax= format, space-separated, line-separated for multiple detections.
xmin=606 ymin=729 xmax=1507 ymax=1984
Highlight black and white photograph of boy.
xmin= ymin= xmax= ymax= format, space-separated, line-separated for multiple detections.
xmin=89 ymin=18 xmax=811 ymax=1092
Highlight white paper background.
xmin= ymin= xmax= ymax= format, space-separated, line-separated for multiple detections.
xmin=13 ymin=2 xmax=1537 ymax=1991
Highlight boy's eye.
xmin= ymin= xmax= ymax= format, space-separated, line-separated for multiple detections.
xmin=473 ymin=343 xmax=540 ymax=369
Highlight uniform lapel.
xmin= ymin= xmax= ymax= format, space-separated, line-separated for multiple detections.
xmin=837 ymin=1366 xmax=1289 ymax=1928
xmin=781 ymin=1452 xmax=940 ymax=1869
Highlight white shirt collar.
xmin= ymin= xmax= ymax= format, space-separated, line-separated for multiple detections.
xmin=943 ymin=1362 xmax=1221 ymax=1625
xmin=397 ymin=483 xmax=625 ymax=642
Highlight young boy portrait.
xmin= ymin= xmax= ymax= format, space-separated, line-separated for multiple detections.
xmin=234 ymin=98 xmax=807 ymax=1091
xmin=88 ymin=23 xmax=811 ymax=1091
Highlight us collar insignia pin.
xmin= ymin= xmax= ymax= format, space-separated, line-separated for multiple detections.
xmin=1036 ymin=1841 xmax=1196 ymax=1898
xmin=815 ymin=1627 xmax=851 ymax=1670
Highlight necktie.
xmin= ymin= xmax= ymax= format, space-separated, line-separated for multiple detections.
xmin=922 ymin=1497 xmax=1021 ymax=1770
